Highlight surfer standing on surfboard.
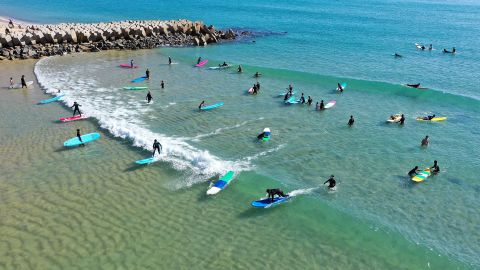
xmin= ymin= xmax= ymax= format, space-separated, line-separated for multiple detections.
xmin=71 ymin=101 xmax=82 ymax=116
xmin=130 ymin=59 xmax=134 ymax=68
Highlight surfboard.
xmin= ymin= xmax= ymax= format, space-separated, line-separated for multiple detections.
xmin=206 ymin=171 xmax=235 ymax=195
xmin=60 ymin=115 xmax=89 ymax=122
xmin=209 ymin=65 xmax=231 ymax=70
xmin=39 ymin=94 xmax=65 ymax=104
xmin=135 ymin=156 xmax=161 ymax=165
xmin=119 ymin=64 xmax=139 ymax=68
xmin=195 ymin=60 xmax=208 ymax=67
xmin=251 ymin=195 xmax=291 ymax=208
xmin=336 ymin=83 xmax=347 ymax=91
xmin=131 ymin=76 xmax=147 ymax=83
xmin=200 ymin=102 xmax=224 ymax=111
xmin=248 ymin=87 xmax=254 ymax=94
xmin=324 ymin=100 xmax=336 ymax=109
xmin=285 ymin=96 xmax=298 ymax=104
xmin=262 ymin=128 xmax=271 ymax=141
xmin=411 ymin=168 xmax=431 ymax=182
xmin=416 ymin=117 xmax=447 ymax=122
xmin=278 ymin=91 xmax=296 ymax=97
xmin=10 ymin=81 xmax=33 ymax=89
xmin=64 ymin=133 xmax=101 ymax=147
xmin=123 ymin=86 xmax=148 ymax=90
xmin=387 ymin=114 xmax=402 ymax=123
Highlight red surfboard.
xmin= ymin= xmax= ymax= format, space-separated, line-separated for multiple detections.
xmin=60 ymin=115 xmax=89 ymax=122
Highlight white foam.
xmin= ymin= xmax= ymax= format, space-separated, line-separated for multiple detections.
xmin=34 ymin=57 xmax=252 ymax=183
xmin=289 ymin=187 xmax=319 ymax=197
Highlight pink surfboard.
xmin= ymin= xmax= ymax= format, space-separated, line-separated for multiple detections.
xmin=324 ymin=100 xmax=336 ymax=109
xmin=60 ymin=115 xmax=89 ymax=122
xmin=195 ymin=60 xmax=208 ymax=67
xmin=248 ymin=87 xmax=254 ymax=94
xmin=119 ymin=64 xmax=139 ymax=68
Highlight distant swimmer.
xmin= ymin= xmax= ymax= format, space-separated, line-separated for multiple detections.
xmin=443 ymin=47 xmax=456 ymax=54
xmin=428 ymin=44 xmax=433 ymax=50
xmin=319 ymin=100 xmax=325 ymax=110
xmin=168 ymin=56 xmax=172 ymax=65
xmin=76 ymin=129 xmax=84 ymax=146
xmin=161 ymin=80 xmax=165 ymax=89
xmin=21 ymin=75 xmax=27 ymax=88
xmin=408 ymin=166 xmax=419 ymax=177
xmin=198 ymin=100 xmax=205 ymax=110
xmin=400 ymin=114 xmax=405 ymax=125
xmin=71 ymin=101 xmax=82 ymax=116
xmin=145 ymin=69 xmax=150 ymax=79
xmin=300 ymin=93 xmax=305 ymax=104
xmin=430 ymin=160 xmax=440 ymax=174
xmin=315 ymin=102 xmax=320 ymax=110
xmin=406 ymin=83 xmax=421 ymax=88
xmin=9 ymin=77 xmax=13 ymax=88
xmin=237 ymin=65 xmax=243 ymax=73
xmin=324 ymin=175 xmax=336 ymax=189
xmin=422 ymin=114 xmax=436 ymax=120
xmin=252 ymin=84 xmax=258 ymax=94
xmin=146 ymin=91 xmax=153 ymax=103
xmin=288 ymin=84 xmax=293 ymax=91
xmin=348 ymin=115 xmax=355 ymax=127
xmin=152 ymin=139 xmax=162 ymax=157
xmin=130 ymin=59 xmax=134 ymax=68
xmin=337 ymin=83 xmax=344 ymax=92
xmin=254 ymin=72 xmax=262 ymax=78
xmin=284 ymin=92 xmax=290 ymax=101
xmin=421 ymin=135 xmax=429 ymax=146
xmin=307 ymin=96 xmax=313 ymax=105
xmin=197 ymin=57 xmax=202 ymax=64
xmin=221 ymin=61 xmax=228 ymax=67
xmin=266 ymin=188 xmax=287 ymax=202
xmin=394 ymin=53 xmax=403 ymax=58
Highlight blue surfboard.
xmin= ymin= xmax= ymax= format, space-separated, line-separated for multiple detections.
xmin=131 ymin=76 xmax=147 ymax=83
xmin=63 ymin=133 xmax=101 ymax=147
xmin=251 ymin=196 xmax=291 ymax=208
xmin=39 ymin=94 xmax=65 ymax=104
xmin=285 ymin=96 xmax=298 ymax=104
xmin=135 ymin=157 xmax=157 ymax=165
xmin=336 ymin=83 xmax=347 ymax=91
xmin=200 ymin=102 xmax=224 ymax=111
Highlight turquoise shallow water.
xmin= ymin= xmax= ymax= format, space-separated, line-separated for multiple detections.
xmin=2 ymin=0 xmax=480 ymax=268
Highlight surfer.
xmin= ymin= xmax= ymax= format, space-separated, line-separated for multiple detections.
xmin=348 ymin=115 xmax=355 ymax=127
xmin=400 ymin=114 xmax=405 ymax=125
xmin=237 ymin=65 xmax=243 ymax=73
xmin=315 ymin=102 xmax=320 ymax=110
xmin=199 ymin=100 xmax=205 ymax=110
xmin=256 ymin=82 xmax=260 ymax=91
xmin=146 ymin=91 xmax=153 ymax=103
xmin=221 ymin=61 xmax=228 ymax=67
xmin=394 ymin=53 xmax=402 ymax=58
xmin=254 ymin=72 xmax=262 ymax=78
xmin=443 ymin=47 xmax=456 ymax=54
xmin=266 ymin=188 xmax=287 ymax=202
xmin=324 ymin=175 xmax=336 ymax=189
xmin=252 ymin=84 xmax=258 ymax=94
xmin=430 ymin=160 xmax=440 ymax=174
xmin=307 ymin=96 xmax=313 ymax=105
xmin=408 ymin=166 xmax=419 ymax=177
xmin=421 ymin=135 xmax=429 ymax=146
xmin=288 ymin=84 xmax=293 ymax=92
xmin=9 ymin=77 xmax=13 ymax=88
xmin=300 ymin=93 xmax=305 ymax=104
xmin=257 ymin=129 xmax=269 ymax=140
xmin=71 ymin=101 xmax=82 ymax=116
xmin=168 ymin=56 xmax=172 ymax=65
xmin=423 ymin=114 xmax=435 ymax=120
xmin=76 ymin=129 xmax=84 ymax=146
xmin=152 ymin=139 xmax=162 ymax=157
xmin=161 ymin=80 xmax=165 ymax=89
xmin=406 ymin=83 xmax=421 ymax=88
xmin=130 ymin=59 xmax=134 ymax=68
xmin=197 ymin=57 xmax=202 ymax=64
xmin=21 ymin=75 xmax=27 ymax=88
xmin=145 ymin=69 xmax=150 ymax=80
xmin=319 ymin=100 xmax=325 ymax=110
xmin=337 ymin=83 xmax=344 ymax=92
xmin=428 ymin=44 xmax=433 ymax=50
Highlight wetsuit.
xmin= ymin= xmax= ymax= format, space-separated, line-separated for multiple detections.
xmin=161 ymin=81 xmax=165 ymax=89
xmin=71 ymin=102 xmax=82 ymax=116
xmin=146 ymin=70 xmax=150 ymax=79
xmin=130 ymin=60 xmax=134 ymax=68
xmin=266 ymin=189 xmax=286 ymax=202
xmin=168 ymin=57 xmax=172 ymax=65
xmin=300 ymin=95 xmax=305 ymax=104
xmin=408 ymin=167 xmax=419 ymax=177
xmin=400 ymin=115 xmax=405 ymax=125
xmin=21 ymin=76 xmax=27 ymax=88
xmin=431 ymin=162 xmax=440 ymax=174
xmin=320 ymin=101 xmax=325 ymax=110
xmin=348 ymin=116 xmax=354 ymax=126
xmin=256 ymin=82 xmax=260 ymax=91
xmin=407 ymin=83 xmax=420 ymax=88
xmin=324 ymin=177 xmax=336 ymax=189
xmin=257 ymin=132 xmax=265 ymax=140
xmin=307 ymin=97 xmax=313 ymax=105
xmin=337 ymin=83 xmax=343 ymax=92
xmin=199 ymin=101 xmax=205 ymax=110
xmin=197 ymin=57 xmax=202 ymax=64
xmin=76 ymin=130 xmax=83 ymax=144
xmin=146 ymin=92 xmax=153 ymax=103
xmin=284 ymin=92 xmax=289 ymax=101
xmin=238 ymin=66 xmax=242 ymax=73
xmin=152 ymin=141 xmax=162 ymax=157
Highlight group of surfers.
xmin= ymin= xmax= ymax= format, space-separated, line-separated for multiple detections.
xmin=408 ymin=160 xmax=440 ymax=177
xmin=8 ymin=75 xmax=28 ymax=88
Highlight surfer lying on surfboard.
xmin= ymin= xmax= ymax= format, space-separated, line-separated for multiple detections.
xmin=443 ymin=47 xmax=456 ymax=54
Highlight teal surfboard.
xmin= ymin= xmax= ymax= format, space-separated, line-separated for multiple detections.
xmin=201 ymin=102 xmax=224 ymax=111
xmin=123 ymin=86 xmax=148 ymax=90
xmin=131 ymin=76 xmax=147 ymax=83
xmin=63 ymin=133 xmax=101 ymax=147
xmin=39 ymin=94 xmax=65 ymax=104
xmin=135 ymin=157 xmax=158 ymax=165
xmin=206 ymin=171 xmax=235 ymax=195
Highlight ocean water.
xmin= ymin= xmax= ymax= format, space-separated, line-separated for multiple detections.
xmin=2 ymin=0 xmax=480 ymax=269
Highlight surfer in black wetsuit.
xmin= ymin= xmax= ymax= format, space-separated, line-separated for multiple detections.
xmin=152 ymin=139 xmax=162 ymax=157
xmin=130 ymin=59 xmax=134 ymax=68
xmin=197 ymin=57 xmax=202 ymax=64
xmin=199 ymin=100 xmax=205 ymax=110
xmin=443 ymin=47 xmax=456 ymax=54
xmin=21 ymin=75 xmax=27 ymax=88
xmin=348 ymin=115 xmax=355 ymax=127
xmin=307 ymin=96 xmax=313 ymax=105
xmin=423 ymin=114 xmax=435 ymax=120
xmin=319 ymin=100 xmax=325 ymax=110
xmin=300 ymin=93 xmax=305 ymax=104
xmin=254 ymin=72 xmax=261 ymax=78
xmin=284 ymin=92 xmax=290 ymax=101
xmin=168 ymin=56 xmax=172 ymax=65
xmin=394 ymin=53 xmax=402 ymax=58
xmin=161 ymin=80 xmax=165 ymax=89
xmin=266 ymin=188 xmax=287 ymax=202
xmin=221 ymin=61 xmax=228 ymax=67
xmin=237 ymin=65 xmax=243 ymax=73
xmin=400 ymin=114 xmax=405 ymax=125
xmin=428 ymin=44 xmax=433 ymax=50
xmin=146 ymin=91 xmax=153 ymax=103
xmin=71 ymin=101 xmax=82 ymax=116
xmin=288 ymin=84 xmax=293 ymax=92
xmin=408 ymin=166 xmax=419 ymax=177
xmin=145 ymin=69 xmax=150 ymax=80
xmin=76 ymin=129 xmax=84 ymax=146
xmin=256 ymin=82 xmax=260 ymax=91
xmin=252 ymin=84 xmax=258 ymax=94
xmin=407 ymin=83 xmax=421 ymax=88
xmin=337 ymin=83 xmax=344 ymax=92
xmin=324 ymin=175 xmax=336 ymax=189
xmin=430 ymin=160 xmax=440 ymax=174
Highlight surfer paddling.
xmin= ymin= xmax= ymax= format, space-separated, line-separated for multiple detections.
xmin=443 ymin=47 xmax=456 ymax=54
xmin=406 ymin=83 xmax=421 ymax=88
